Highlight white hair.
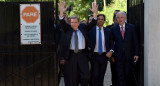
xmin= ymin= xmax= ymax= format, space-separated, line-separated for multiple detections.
xmin=116 ymin=11 xmax=127 ymax=18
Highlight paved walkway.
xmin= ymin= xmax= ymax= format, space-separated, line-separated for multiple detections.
xmin=59 ymin=62 xmax=112 ymax=86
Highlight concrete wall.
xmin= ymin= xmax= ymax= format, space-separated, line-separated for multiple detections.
xmin=144 ymin=0 xmax=160 ymax=86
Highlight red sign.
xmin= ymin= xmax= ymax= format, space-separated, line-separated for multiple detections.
xmin=22 ymin=6 xmax=39 ymax=23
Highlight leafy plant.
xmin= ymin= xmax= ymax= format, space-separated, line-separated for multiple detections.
xmin=66 ymin=0 xmax=127 ymax=26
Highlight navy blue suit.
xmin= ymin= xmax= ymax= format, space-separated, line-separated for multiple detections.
xmin=89 ymin=26 xmax=114 ymax=86
xmin=111 ymin=23 xmax=139 ymax=86
xmin=89 ymin=26 xmax=114 ymax=53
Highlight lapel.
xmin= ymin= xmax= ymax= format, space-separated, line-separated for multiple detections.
xmin=124 ymin=23 xmax=129 ymax=39
xmin=103 ymin=27 xmax=107 ymax=40
xmin=103 ymin=27 xmax=106 ymax=36
xmin=67 ymin=27 xmax=74 ymax=44
xmin=79 ymin=25 xmax=85 ymax=38
xmin=103 ymin=27 xmax=108 ymax=47
xmin=115 ymin=25 xmax=123 ymax=40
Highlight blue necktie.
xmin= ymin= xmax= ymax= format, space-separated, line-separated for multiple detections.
xmin=98 ymin=28 xmax=103 ymax=54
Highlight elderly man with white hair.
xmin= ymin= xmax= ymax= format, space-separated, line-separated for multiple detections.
xmin=111 ymin=11 xmax=139 ymax=86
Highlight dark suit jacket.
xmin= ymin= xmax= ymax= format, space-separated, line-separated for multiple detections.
xmin=88 ymin=26 xmax=114 ymax=53
xmin=111 ymin=23 xmax=139 ymax=61
xmin=106 ymin=24 xmax=114 ymax=29
xmin=59 ymin=18 xmax=97 ymax=60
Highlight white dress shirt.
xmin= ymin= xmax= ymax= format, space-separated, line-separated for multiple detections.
xmin=94 ymin=26 xmax=106 ymax=52
xmin=119 ymin=23 xmax=126 ymax=32
xmin=70 ymin=29 xmax=85 ymax=50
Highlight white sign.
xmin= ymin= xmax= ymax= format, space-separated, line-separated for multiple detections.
xmin=20 ymin=4 xmax=41 ymax=45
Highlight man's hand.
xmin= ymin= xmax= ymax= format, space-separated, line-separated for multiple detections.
xmin=90 ymin=0 xmax=99 ymax=18
xmin=60 ymin=60 xmax=66 ymax=65
xmin=106 ymin=51 xmax=113 ymax=58
xmin=58 ymin=1 xmax=68 ymax=17
xmin=111 ymin=57 xmax=115 ymax=63
xmin=134 ymin=56 xmax=139 ymax=62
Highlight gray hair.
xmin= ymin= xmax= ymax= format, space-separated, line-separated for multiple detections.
xmin=116 ymin=11 xmax=127 ymax=18
xmin=70 ymin=15 xmax=80 ymax=22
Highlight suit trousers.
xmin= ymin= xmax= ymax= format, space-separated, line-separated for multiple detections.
xmin=90 ymin=53 xmax=108 ymax=86
xmin=115 ymin=53 xmax=133 ymax=86
xmin=110 ymin=58 xmax=117 ymax=86
xmin=63 ymin=51 xmax=90 ymax=86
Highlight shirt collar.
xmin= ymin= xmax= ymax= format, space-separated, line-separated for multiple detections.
xmin=119 ymin=23 xmax=125 ymax=28
xmin=74 ymin=28 xmax=79 ymax=31
xmin=96 ymin=26 xmax=103 ymax=30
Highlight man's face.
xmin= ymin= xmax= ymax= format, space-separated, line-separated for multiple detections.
xmin=117 ymin=13 xmax=126 ymax=25
xmin=70 ymin=18 xmax=80 ymax=30
xmin=113 ymin=18 xmax=118 ymax=25
xmin=97 ymin=16 xmax=105 ymax=27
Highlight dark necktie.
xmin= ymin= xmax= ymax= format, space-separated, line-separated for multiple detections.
xmin=121 ymin=26 xmax=124 ymax=39
xmin=98 ymin=28 xmax=102 ymax=54
xmin=74 ymin=30 xmax=78 ymax=53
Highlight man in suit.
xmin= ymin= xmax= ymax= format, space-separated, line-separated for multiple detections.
xmin=58 ymin=1 xmax=98 ymax=86
xmin=111 ymin=11 xmax=139 ymax=86
xmin=89 ymin=14 xmax=114 ymax=86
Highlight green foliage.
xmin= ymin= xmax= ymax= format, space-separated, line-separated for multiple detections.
xmin=96 ymin=0 xmax=104 ymax=11
xmin=67 ymin=0 xmax=93 ymax=20
xmin=0 ymin=0 xmax=127 ymax=26
xmin=65 ymin=0 xmax=110 ymax=20
xmin=65 ymin=0 xmax=127 ymax=26
xmin=0 ymin=0 xmax=54 ymax=2
xmin=100 ymin=0 xmax=127 ymax=26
